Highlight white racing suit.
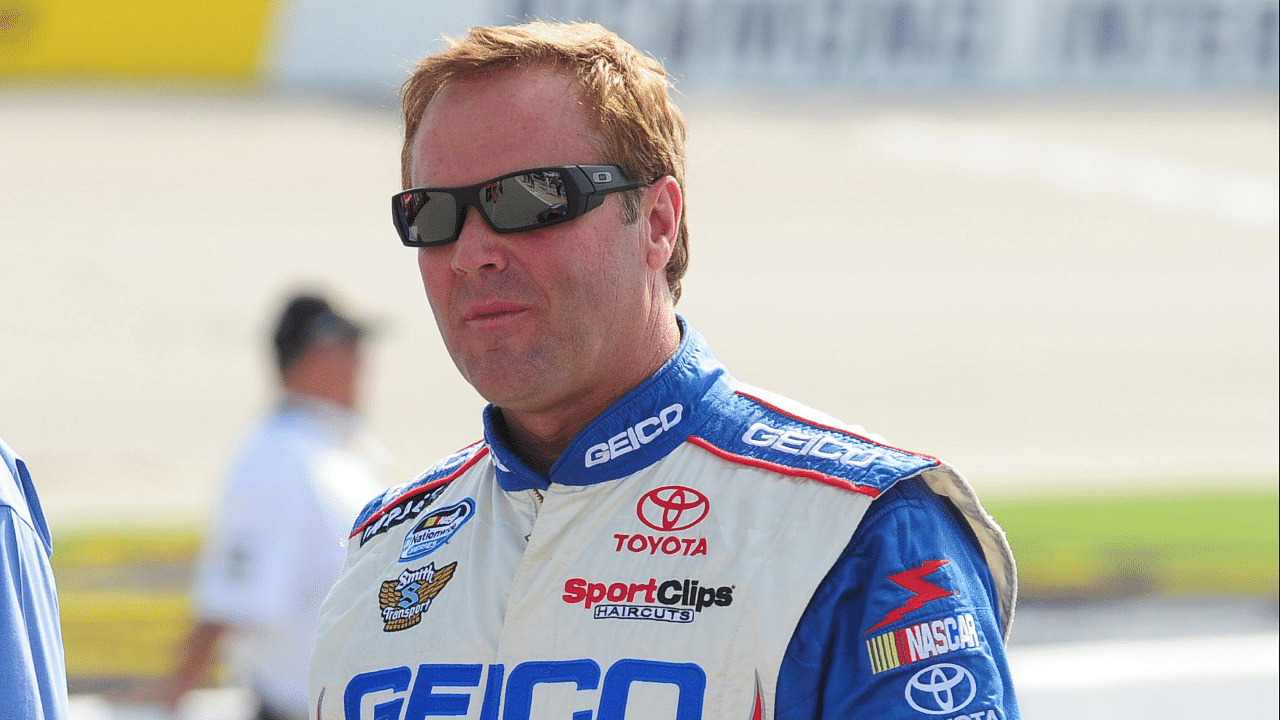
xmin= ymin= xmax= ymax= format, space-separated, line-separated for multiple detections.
xmin=311 ymin=319 xmax=1020 ymax=719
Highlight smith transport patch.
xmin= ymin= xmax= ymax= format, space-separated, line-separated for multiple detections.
xmin=378 ymin=561 xmax=458 ymax=632
xmin=865 ymin=612 xmax=983 ymax=674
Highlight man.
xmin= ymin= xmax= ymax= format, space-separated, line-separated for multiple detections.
xmin=0 ymin=436 xmax=70 ymax=720
xmin=161 ymin=294 xmax=390 ymax=720
xmin=311 ymin=22 xmax=1019 ymax=720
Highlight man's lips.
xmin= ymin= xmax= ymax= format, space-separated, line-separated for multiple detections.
xmin=462 ymin=302 xmax=531 ymax=323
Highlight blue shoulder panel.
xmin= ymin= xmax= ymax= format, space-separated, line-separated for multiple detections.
xmin=776 ymin=477 xmax=1020 ymax=719
xmin=690 ymin=391 xmax=940 ymax=497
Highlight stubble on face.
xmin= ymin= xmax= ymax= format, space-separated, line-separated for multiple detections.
xmin=410 ymin=66 xmax=673 ymax=442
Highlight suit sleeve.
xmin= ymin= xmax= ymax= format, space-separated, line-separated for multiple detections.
xmin=775 ymin=476 xmax=1020 ymax=720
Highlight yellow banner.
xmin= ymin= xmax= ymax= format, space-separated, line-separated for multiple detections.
xmin=0 ymin=0 xmax=275 ymax=78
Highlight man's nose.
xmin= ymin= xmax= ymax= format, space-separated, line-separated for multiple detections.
xmin=449 ymin=205 xmax=507 ymax=274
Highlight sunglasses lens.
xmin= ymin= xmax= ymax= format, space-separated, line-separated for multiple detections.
xmin=481 ymin=170 xmax=570 ymax=231
xmin=400 ymin=191 xmax=459 ymax=245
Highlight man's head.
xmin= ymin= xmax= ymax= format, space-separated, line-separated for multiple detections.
xmin=400 ymin=21 xmax=689 ymax=302
xmin=401 ymin=23 xmax=686 ymax=460
xmin=272 ymin=294 xmax=366 ymax=409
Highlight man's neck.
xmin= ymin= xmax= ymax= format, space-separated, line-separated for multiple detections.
xmin=498 ymin=314 xmax=682 ymax=476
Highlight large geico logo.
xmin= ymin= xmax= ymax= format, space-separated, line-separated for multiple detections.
xmin=742 ymin=422 xmax=882 ymax=467
xmin=341 ymin=660 xmax=705 ymax=720
xmin=585 ymin=404 xmax=683 ymax=468
xmin=563 ymin=577 xmax=733 ymax=623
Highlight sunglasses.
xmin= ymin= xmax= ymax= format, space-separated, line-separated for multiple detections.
xmin=392 ymin=165 xmax=644 ymax=247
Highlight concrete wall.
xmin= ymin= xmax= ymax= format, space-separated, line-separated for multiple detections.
xmin=0 ymin=0 xmax=1275 ymax=93
xmin=503 ymin=0 xmax=1279 ymax=89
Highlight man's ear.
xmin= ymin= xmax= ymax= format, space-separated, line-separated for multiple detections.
xmin=643 ymin=175 xmax=682 ymax=272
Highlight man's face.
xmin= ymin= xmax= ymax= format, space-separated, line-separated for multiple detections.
xmin=410 ymin=66 xmax=665 ymax=417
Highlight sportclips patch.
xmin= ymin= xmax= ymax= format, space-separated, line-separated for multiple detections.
xmin=865 ymin=612 xmax=984 ymax=674
xmin=399 ymin=498 xmax=475 ymax=562
xmin=379 ymin=562 xmax=458 ymax=632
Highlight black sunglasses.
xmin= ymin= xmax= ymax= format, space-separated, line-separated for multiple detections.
xmin=392 ymin=165 xmax=644 ymax=247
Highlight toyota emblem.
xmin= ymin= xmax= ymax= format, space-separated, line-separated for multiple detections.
xmin=637 ymin=485 xmax=710 ymax=532
xmin=904 ymin=663 xmax=976 ymax=715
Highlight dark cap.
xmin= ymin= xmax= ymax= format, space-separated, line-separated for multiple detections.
xmin=272 ymin=294 xmax=366 ymax=373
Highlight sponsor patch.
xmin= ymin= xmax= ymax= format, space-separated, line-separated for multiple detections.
xmin=614 ymin=484 xmax=711 ymax=556
xmin=378 ymin=561 xmax=457 ymax=632
xmin=399 ymin=498 xmax=475 ymax=561
xmin=358 ymin=482 xmax=451 ymax=547
xmin=563 ymin=577 xmax=732 ymax=622
xmin=585 ymin=403 xmax=684 ymax=468
xmin=740 ymin=421 xmax=882 ymax=467
xmin=344 ymin=660 xmax=707 ymax=718
xmin=866 ymin=559 xmax=955 ymax=634
xmin=905 ymin=662 xmax=977 ymax=716
xmin=592 ymin=604 xmax=694 ymax=623
xmin=612 ymin=533 xmax=709 ymax=557
xmin=636 ymin=485 xmax=710 ymax=531
xmin=865 ymin=612 xmax=983 ymax=674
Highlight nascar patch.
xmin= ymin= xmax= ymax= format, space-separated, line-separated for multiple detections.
xmin=399 ymin=498 xmax=475 ymax=561
xmin=865 ymin=612 xmax=983 ymax=674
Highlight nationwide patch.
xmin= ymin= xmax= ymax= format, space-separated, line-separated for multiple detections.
xmin=378 ymin=561 xmax=457 ymax=632
xmin=865 ymin=612 xmax=983 ymax=674
xmin=399 ymin=498 xmax=475 ymax=562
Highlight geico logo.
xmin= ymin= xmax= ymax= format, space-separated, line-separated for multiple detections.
xmin=612 ymin=533 xmax=709 ymax=556
xmin=563 ymin=577 xmax=733 ymax=611
xmin=585 ymin=404 xmax=683 ymax=468
xmin=343 ymin=659 xmax=705 ymax=720
xmin=741 ymin=422 xmax=881 ymax=467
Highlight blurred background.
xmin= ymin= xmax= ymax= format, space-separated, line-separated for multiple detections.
xmin=1 ymin=0 xmax=1277 ymax=718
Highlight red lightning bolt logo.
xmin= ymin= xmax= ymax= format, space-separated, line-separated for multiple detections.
xmin=864 ymin=559 xmax=953 ymax=634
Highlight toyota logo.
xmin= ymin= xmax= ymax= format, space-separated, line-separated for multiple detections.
xmin=637 ymin=486 xmax=710 ymax=532
xmin=905 ymin=663 xmax=976 ymax=715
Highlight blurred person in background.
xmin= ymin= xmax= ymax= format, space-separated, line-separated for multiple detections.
xmin=156 ymin=293 xmax=392 ymax=720
xmin=310 ymin=21 xmax=1018 ymax=720
xmin=1 ymin=436 xmax=70 ymax=720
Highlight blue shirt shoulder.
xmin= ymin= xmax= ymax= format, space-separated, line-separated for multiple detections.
xmin=0 ymin=437 xmax=70 ymax=720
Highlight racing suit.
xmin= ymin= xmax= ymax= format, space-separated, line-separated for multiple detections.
xmin=310 ymin=320 xmax=1020 ymax=719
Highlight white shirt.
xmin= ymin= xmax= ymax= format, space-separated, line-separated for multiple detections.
xmin=195 ymin=393 xmax=390 ymax=719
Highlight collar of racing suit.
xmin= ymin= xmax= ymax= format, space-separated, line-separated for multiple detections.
xmin=482 ymin=315 xmax=738 ymax=491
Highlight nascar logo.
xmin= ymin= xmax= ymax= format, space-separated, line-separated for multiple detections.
xmin=865 ymin=612 xmax=982 ymax=674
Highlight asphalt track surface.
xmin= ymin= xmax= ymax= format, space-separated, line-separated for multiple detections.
xmin=1 ymin=87 xmax=1276 ymax=718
